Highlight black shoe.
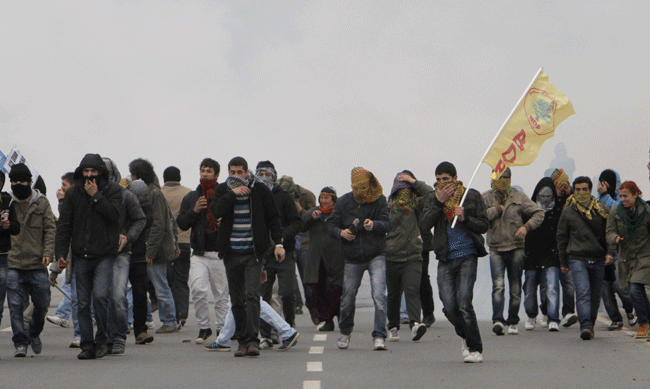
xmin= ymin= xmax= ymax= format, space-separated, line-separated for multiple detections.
xmin=309 ymin=309 xmax=319 ymax=326
xmin=195 ymin=328 xmax=213 ymax=344
xmin=270 ymin=331 xmax=280 ymax=345
xmin=95 ymin=344 xmax=109 ymax=359
xmin=77 ymin=350 xmax=95 ymax=360
xmin=580 ymin=328 xmax=593 ymax=340
xmin=423 ymin=314 xmax=436 ymax=328
xmin=234 ymin=345 xmax=247 ymax=357
xmin=608 ymin=321 xmax=623 ymax=331
xmin=318 ymin=320 xmax=335 ymax=332
xmin=295 ymin=306 xmax=303 ymax=315
xmin=278 ymin=332 xmax=300 ymax=351
xmin=246 ymin=343 xmax=260 ymax=357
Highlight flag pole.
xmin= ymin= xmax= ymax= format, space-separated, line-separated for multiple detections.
xmin=451 ymin=66 xmax=544 ymax=228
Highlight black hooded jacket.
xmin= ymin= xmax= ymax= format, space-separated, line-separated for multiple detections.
xmin=0 ymin=173 xmax=21 ymax=253
xmin=524 ymin=177 xmax=562 ymax=269
xmin=55 ymin=154 xmax=123 ymax=259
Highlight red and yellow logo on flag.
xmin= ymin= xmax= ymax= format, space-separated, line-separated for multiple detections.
xmin=485 ymin=72 xmax=575 ymax=179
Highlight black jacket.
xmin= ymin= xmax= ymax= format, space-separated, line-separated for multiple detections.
xmin=131 ymin=197 xmax=153 ymax=263
xmin=269 ymin=184 xmax=302 ymax=253
xmin=326 ymin=193 xmax=390 ymax=264
xmin=420 ymin=188 xmax=489 ymax=262
xmin=55 ymin=154 xmax=123 ymax=259
xmin=177 ymin=184 xmax=229 ymax=256
xmin=210 ymin=181 xmax=283 ymax=259
xmin=524 ymin=178 xmax=562 ymax=269
xmin=1 ymin=189 xmax=20 ymax=253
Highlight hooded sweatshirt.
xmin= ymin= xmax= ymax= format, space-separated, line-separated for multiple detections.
xmin=524 ymin=177 xmax=562 ymax=270
xmin=597 ymin=169 xmax=621 ymax=208
xmin=55 ymin=153 xmax=123 ymax=259
xmin=0 ymin=173 xmax=21 ymax=253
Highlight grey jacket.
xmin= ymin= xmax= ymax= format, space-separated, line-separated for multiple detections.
xmin=120 ymin=189 xmax=146 ymax=254
xmin=9 ymin=189 xmax=57 ymax=270
xmin=606 ymin=202 xmax=650 ymax=289
xmin=146 ymin=181 xmax=179 ymax=263
xmin=301 ymin=207 xmax=345 ymax=286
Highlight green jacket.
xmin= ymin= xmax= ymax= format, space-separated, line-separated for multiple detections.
xmin=146 ymin=182 xmax=179 ymax=263
xmin=9 ymin=189 xmax=56 ymax=270
xmin=606 ymin=202 xmax=650 ymax=290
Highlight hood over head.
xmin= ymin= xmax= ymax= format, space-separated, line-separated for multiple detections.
xmin=102 ymin=157 xmax=122 ymax=184
xmin=531 ymin=177 xmax=558 ymax=203
xmin=73 ymin=153 xmax=110 ymax=182
xmin=598 ymin=169 xmax=620 ymax=200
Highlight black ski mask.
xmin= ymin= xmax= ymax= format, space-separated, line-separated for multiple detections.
xmin=11 ymin=183 xmax=31 ymax=200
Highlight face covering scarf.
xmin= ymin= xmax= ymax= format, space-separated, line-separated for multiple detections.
xmin=565 ymin=191 xmax=609 ymax=220
xmin=351 ymin=167 xmax=383 ymax=205
xmin=536 ymin=186 xmax=555 ymax=212
xmin=200 ymin=178 xmax=219 ymax=233
xmin=491 ymin=177 xmax=511 ymax=204
xmin=435 ymin=180 xmax=465 ymax=221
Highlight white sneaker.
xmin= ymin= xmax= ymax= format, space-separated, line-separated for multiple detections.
xmin=411 ymin=323 xmax=427 ymax=341
xmin=388 ymin=327 xmax=399 ymax=342
xmin=46 ymin=315 xmax=70 ymax=328
xmin=540 ymin=315 xmax=549 ymax=328
xmin=524 ymin=318 xmax=536 ymax=331
xmin=464 ymin=351 xmax=483 ymax=363
xmin=373 ymin=337 xmax=387 ymax=351
xmin=337 ymin=334 xmax=351 ymax=349
xmin=560 ymin=313 xmax=578 ymax=328
xmin=146 ymin=321 xmax=155 ymax=329
xmin=507 ymin=324 xmax=518 ymax=335
xmin=549 ymin=322 xmax=560 ymax=332
xmin=69 ymin=338 xmax=81 ymax=348
xmin=461 ymin=339 xmax=470 ymax=358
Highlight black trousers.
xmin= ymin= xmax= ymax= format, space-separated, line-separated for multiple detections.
xmin=167 ymin=243 xmax=191 ymax=321
xmin=129 ymin=261 xmax=149 ymax=337
xmin=260 ymin=251 xmax=297 ymax=338
xmin=224 ymin=253 xmax=262 ymax=347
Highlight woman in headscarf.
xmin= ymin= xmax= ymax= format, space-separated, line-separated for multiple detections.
xmin=523 ymin=178 xmax=563 ymax=331
xmin=385 ymin=171 xmax=433 ymax=342
xmin=606 ymin=181 xmax=650 ymax=339
xmin=301 ymin=187 xmax=344 ymax=331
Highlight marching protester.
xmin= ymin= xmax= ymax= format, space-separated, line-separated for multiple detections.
xmin=0 ymin=170 xmax=20 ymax=328
xmin=483 ymin=168 xmax=544 ymax=335
xmin=301 ymin=187 xmax=344 ymax=332
xmin=606 ymin=181 xmax=650 ymax=339
xmin=327 ymin=167 xmax=390 ymax=351
xmin=6 ymin=164 xmax=56 ymax=357
xmin=420 ymin=162 xmax=489 ymax=363
xmin=557 ymin=176 xmax=611 ymax=340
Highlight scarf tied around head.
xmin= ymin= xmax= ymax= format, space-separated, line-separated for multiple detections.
xmin=351 ymin=167 xmax=383 ymax=205
xmin=435 ymin=180 xmax=466 ymax=220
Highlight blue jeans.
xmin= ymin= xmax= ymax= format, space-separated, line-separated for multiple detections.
xmin=490 ymin=249 xmax=524 ymax=325
xmin=628 ymin=283 xmax=650 ymax=326
xmin=55 ymin=280 xmax=73 ymax=319
xmin=147 ymin=262 xmax=177 ymax=327
xmin=437 ymin=256 xmax=482 ymax=353
xmin=524 ymin=267 xmax=560 ymax=323
xmin=0 ymin=254 xmax=7 ymax=326
xmin=569 ymin=259 xmax=605 ymax=330
xmin=75 ymin=255 xmax=114 ymax=352
xmin=338 ymin=255 xmax=388 ymax=339
xmin=109 ymin=252 xmax=130 ymax=343
xmin=6 ymin=268 xmax=51 ymax=347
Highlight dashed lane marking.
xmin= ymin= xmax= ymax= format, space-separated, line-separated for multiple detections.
xmin=309 ymin=346 xmax=324 ymax=354
xmin=303 ymin=381 xmax=321 ymax=389
xmin=313 ymin=334 xmax=327 ymax=341
xmin=307 ymin=361 xmax=323 ymax=372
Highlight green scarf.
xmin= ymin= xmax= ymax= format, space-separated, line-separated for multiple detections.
xmin=617 ymin=198 xmax=647 ymax=244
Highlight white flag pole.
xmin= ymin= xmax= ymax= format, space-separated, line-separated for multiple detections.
xmin=451 ymin=66 xmax=544 ymax=228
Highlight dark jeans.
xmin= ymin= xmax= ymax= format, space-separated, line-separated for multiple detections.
xmin=420 ymin=250 xmax=434 ymax=317
xmin=224 ymin=253 xmax=262 ymax=347
xmin=524 ymin=267 xmax=560 ymax=323
xmin=541 ymin=270 xmax=576 ymax=317
xmin=0 ymin=254 xmax=7 ymax=326
xmin=261 ymin=251 xmax=296 ymax=338
xmin=129 ymin=261 xmax=149 ymax=336
xmin=490 ymin=249 xmax=524 ymax=325
xmin=628 ymin=283 xmax=650 ymax=326
xmin=387 ymin=259 xmax=422 ymax=329
xmin=569 ymin=259 xmax=605 ymax=331
xmin=437 ymin=256 xmax=482 ymax=353
xmin=109 ymin=252 xmax=130 ymax=344
xmin=75 ymin=255 xmax=114 ymax=352
xmin=6 ymin=268 xmax=51 ymax=348
xmin=167 ymin=243 xmax=191 ymax=321
xmin=601 ymin=261 xmax=634 ymax=322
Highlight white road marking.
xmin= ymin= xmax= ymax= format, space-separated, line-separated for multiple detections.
xmin=313 ymin=334 xmax=327 ymax=341
xmin=307 ymin=361 xmax=323 ymax=372
xmin=309 ymin=346 xmax=324 ymax=354
xmin=303 ymin=381 xmax=321 ymax=389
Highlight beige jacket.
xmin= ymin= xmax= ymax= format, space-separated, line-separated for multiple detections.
xmin=482 ymin=187 xmax=544 ymax=252
xmin=162 ymin=182 xmax=192 ymax=245
xmin=9 ymin=189 xmax=57 ymax=270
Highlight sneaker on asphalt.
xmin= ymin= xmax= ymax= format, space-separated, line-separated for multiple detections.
xmin=525 ymin=318 xmax=536 ymax=331
xmin=411 ymin=323 xmax=427 ymax=341
xmin=205 ymin=342 xmax=231 ymax=352
xmin=337 ymin=334 xmax=351 ymax=349
xmin=540 ymin=315 xmax=549 ymax=328
xmin=580 ymin=328 xmax=593 ymax=340
xmin=628 ymin=313 xmax=638 ymax=326
xmin=111 ymin=341 xmax=125 ymax=355
xmin=77 ymin=350 xmax=95 ymax=360
xmin=560 ymin=313 xmax=578 ymax=328
xmin=234 ymin=345 xmax=247 ymax=357
xmin=388 ymin=327 xmax=399 ymax=342
xmin=246 ymin=343 xmax=260 ymax=357
xmin=14 ymin=345 xmax=27 ymax=357
xmin=318 ymin=320 xmax=335 ymax=332
xmin=423 ymin=313 xmax=436 ymax=328
xmin=30 ymin=337 xmax=42 ymax=354
xmin=464 ymin=351 xmax=483 ymax=363
xmin=278 ymin=332 xmax=300 ymax=351
xmin=95 ymin=344 xmax=109 ymax=359
xmin=461 ymin=339 xmax=470 ymax=358
xmin=156 ymin=324 xmax=179 ymax=334
xmin=548 ymin=322 xmax=560 ymax=332
xmin=146 ymin=321 xmax=155 ymax=329
xmin=270 ymin=331 xmax=280 ymax=345
xmin=195 ymin=328 xmax=213 ymax=344
xmin=507 ymin=325 xmax=518 ymax=335
xmin=492 ymin=322 xmax=505 ymax=335
xmin=259 ymin=338 xmax=274 ymax=350
xmin=373 ymin=337 xmax=387 ymax=351
xmin=608 ymin=321 xmax=624 ymax=331
xmin=135 ymin=333 xmax=154 ymax=344
xmin=46 ymin=315 xmax=70 ymax=328
xmin=69 ymin=338 xmax=81 ymax=348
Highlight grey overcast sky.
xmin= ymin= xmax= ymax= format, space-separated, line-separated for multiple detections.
xmin=1 ymin=0 xmax=648 ymax=210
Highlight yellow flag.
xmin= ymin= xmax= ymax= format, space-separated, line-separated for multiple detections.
xmin=485 ymin=71 xmax=575 ymax=179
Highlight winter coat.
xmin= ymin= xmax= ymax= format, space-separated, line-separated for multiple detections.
xmin=177 ymin=184 xmax=229 ymax=256
xmin=385 ymin=197 xmax=424 ymax=263
xmin=606 ymin=202 xmax=650 ymax=290
xmin=119 ymin=190 xmax=146 ymax=254
xmin=55 ymin=154 xmax=123 ymax=260
xmin=131 ymin=197 xmax=154 ymax=263
xmin=483 ymin=187 xmax=544 ymax=252
xmin=556 ymin=203 xmax=611 ymax=268
xmin=269 ymin=184 xmax=302 ymax=254
xmin=597 ymin=169 xmax=621 ymax=208
xmin=146 ymin=181 xmax=179 ymax=264
xmin=8 ymin=189 xmax=56 ymax=269
xmin=162 ymin=181 xmax=192 ymax=245
xmin=326 ymin=193 xmax=390 ymax=264
xmin=296 ymin=185 xmax=317 ymax=251
xmin=524 ymin=178 xmax=562 ymax=270
xmin=420 ymin=188 xmax=489 ymax=262
xmin=301 ymin=207 xmax=344 ymax=286
xmin=0 ymin=174 xmax=20 ymax=253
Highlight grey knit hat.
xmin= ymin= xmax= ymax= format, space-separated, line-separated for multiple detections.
xmin=127 ymin=179 xmax=149 ymax=198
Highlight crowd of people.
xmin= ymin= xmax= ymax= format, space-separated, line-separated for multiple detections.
xmin=1 ymin=153 xmax=649 ymax=364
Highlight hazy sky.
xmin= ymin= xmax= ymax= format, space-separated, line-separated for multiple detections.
xmin=2 ymin=0 xmax=648 ymax=320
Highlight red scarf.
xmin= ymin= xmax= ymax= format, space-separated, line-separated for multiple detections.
xmin=319 ymin=205 xmax=334 ymax=214
xmin=200 ymin=179 xmax=219 ymax=232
